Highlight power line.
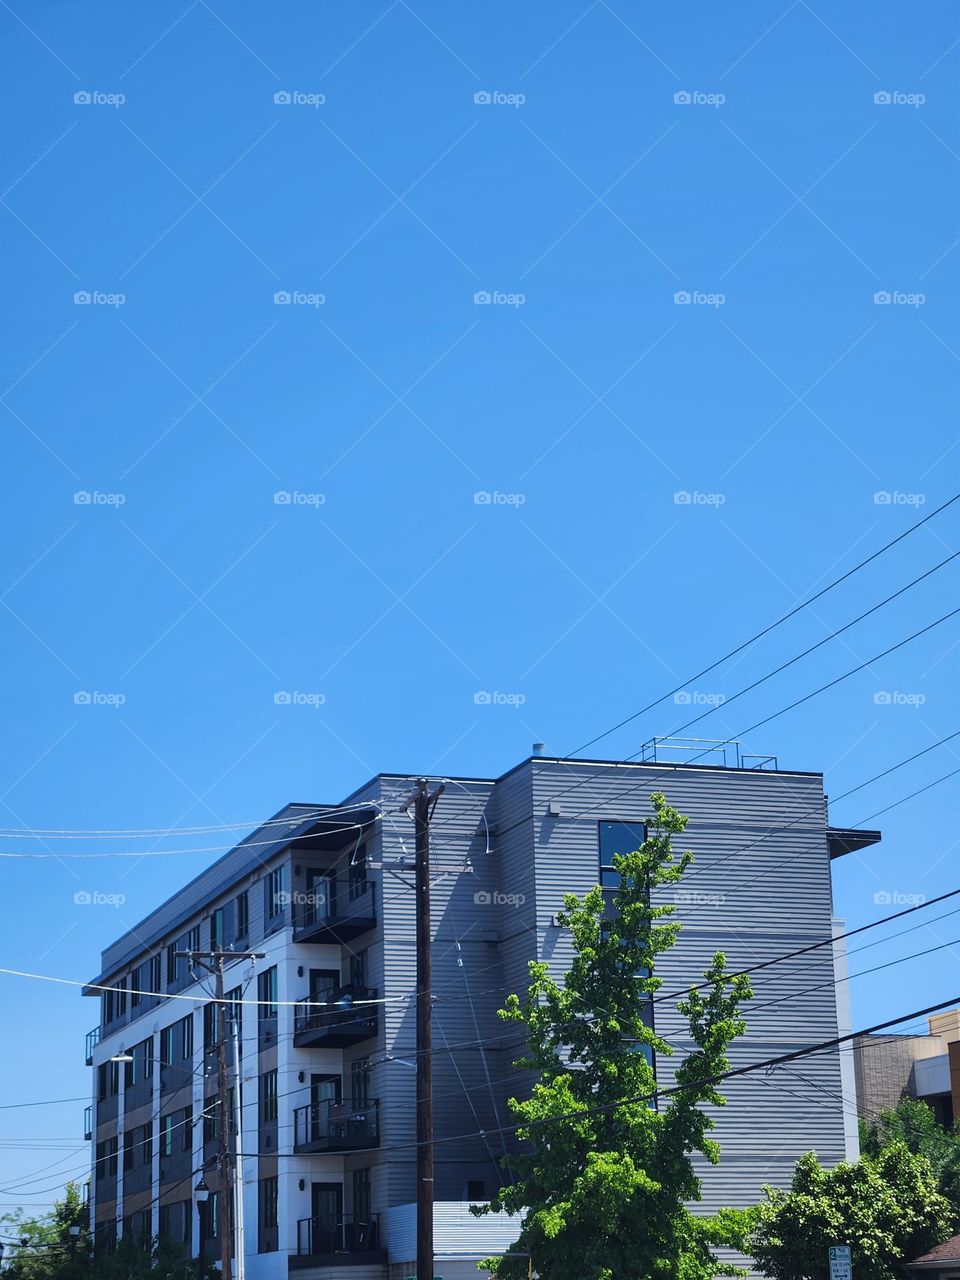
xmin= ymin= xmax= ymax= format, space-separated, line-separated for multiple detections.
xmin=561 ymin=490 xmax=960 ymax=759
xmin=562 ymin=601 xmax=960 ymax=821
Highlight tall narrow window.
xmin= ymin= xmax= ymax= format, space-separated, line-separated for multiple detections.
xmin=598 ymin=821 xmax=646 ymax=891
xmin=353 ymin=1168 xmax=371 ymax=1223
xmin=349 ymin=949 xmax=367 ymax=989
xmin=259 ymin=1069 xmax=278 ymax=1124
xmin=349 ymin=843 xmax=368 ymax=901
xmin=235 ymin=890 xmax=249 ymax=939
xmin=210 ymin=907 xmax=224 ymax=950
xmin=351 ymin=1058 xmax=371 ymax=1107
xmin=257 ymin=967 xmax=278 ymax=1018
xmin=265 ymin=867 xmax=284 ymax=920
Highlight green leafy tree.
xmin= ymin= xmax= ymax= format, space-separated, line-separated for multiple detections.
xmin=861 ymin=1098 xmax=960 ymax=1222
xmin=748 ymin=1144 xmax=953 ymax=1280
xmin=474 ymin=792 xmax=753 ymax=1280
xmin=0 ymin=1182 xmax=89 ymax=1280
xmin=0 ymin=1184 xmax=215 ymax=1280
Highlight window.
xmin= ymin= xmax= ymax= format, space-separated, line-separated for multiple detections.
xmin=158 ymin=1199 xmax=189 ymax=1244
xmin=204 ymin=1002 xmax=221 ymax=1054
xmin=182 ymin=1104 xmax=192 ymax=1152
xmin=201 ymin=1190 xmax=220 ymax=1241
xmin=166 ymin=943 xmax=177 ymax=985
xmin=181 ymin=1013 xmax=193 ymax=1059
xmin=123 ymin=1130 xmax=134 ymax=1172
xmin=210 ymin=907 xmax=224 ymax=950
xmin=349 ymin=843 xmax=368 ymax=901
xmin=235 ymin=890 xmax=249 ymax=938
xmin=104 ymin=979 xmax=127 ymax=1024
xmin=258 ymin=1177 xmax=278 ymax=1252
xmin=465 ymin=1179 xmax=486 ymax=1201
xmin=353 ymin=1168 xmax=371 ymax=1223
xmin=108 ymin=1060 xmax=120 ymax=1095
xmin=349 ymin=949 xmax=367 ymax=989
xmin=351 ymin=1058 xmax=371 ymax=1107
xmin=97 ymin=1064 xmax=108 ymax=1101
xmin=265 ymin=867 xmax=284 ymax=920
xmin=125 ymin=1038 xmax=152 ymax=1089
xmin=204 ymin=1100 xmax=221 ymax=1143
xmin=260 ymin=1070 xmax=278 ymax=1124
xmin=160 ymin=1114 xmax=174 ymax=1158
xmin=598 ymin=821 xmax=646 ymax=891
xmin=224 ymin=986 xmax=242 ymax=1056
xmin=97 ymin=1136 xmax=117 ymax=1179
xmin=150 ymin=954 xmax=161 ymax=996
xmin=141 ymin=1121 xmax=152 ymax=1165
xmin=257 ymin=967 xmax=278 ymax=1018
xmin=131 ymin=962 xmax=143 ymax=1009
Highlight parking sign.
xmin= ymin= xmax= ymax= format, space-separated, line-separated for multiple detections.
xmin=829 ymin=1245 xmax=852 ymax=1280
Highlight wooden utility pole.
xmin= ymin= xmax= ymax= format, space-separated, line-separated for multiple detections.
xmin=412 ymin=779 xmax=444 ymax=1280
xmin=178 ymin=948 xmax=264 ymax=1280
xmin=213 ymin=957 xmax=234 ymax=1280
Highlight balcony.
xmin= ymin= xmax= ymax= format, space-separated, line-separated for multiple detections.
xmin=85 ymin=1026 xmax=101 ymax=1066
xmin=294 ymin=987 xmax=378 ymax=1048
xmin=292 ymin=1214 xmax=383 ymax=1269
xmin=84 ymin=1106 xmax=93 ymax=1141
xmin=293 ymin=880 xmax=376 ymax=944
xmin=293 ymin=1098 xmax=379 ymax=1153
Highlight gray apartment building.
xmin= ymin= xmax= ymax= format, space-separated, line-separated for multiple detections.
xmin=84 ymin=749 xmax=877 ymax=1279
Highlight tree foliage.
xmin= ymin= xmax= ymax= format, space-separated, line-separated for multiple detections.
xmin=0 ymin=1184 xmax=215 ymax=1280
xmin=474 ymin=792 xmax=753 ymax=1280
xmin=748 ymin=1144 xmax=953 ymax=1280
xmin=861 ymin=1097 xmax=960 ymax=1223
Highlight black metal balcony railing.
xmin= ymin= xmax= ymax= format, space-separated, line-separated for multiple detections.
xmin=85 ymin=1026 xmax=101 ymax=1065
xmin=293 ymin=986 xmax=378 ymax=1047
xmin=296 ymin=1214 xmax=380 ymax=1257
xmin=83 ymin=1105 xmax=93 ymax=1141
xmin=293 ymin=880 xmax=376 ymax=943
xmin=293 ymin=1098 xmax=379 ymax=1152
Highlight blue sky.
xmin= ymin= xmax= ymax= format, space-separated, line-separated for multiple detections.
xmin=0 ymin=0 xmax=958 ymax=1211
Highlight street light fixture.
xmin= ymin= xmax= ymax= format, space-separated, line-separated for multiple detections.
xmin=194 ymin=1177 xmax=211 ymax=1203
